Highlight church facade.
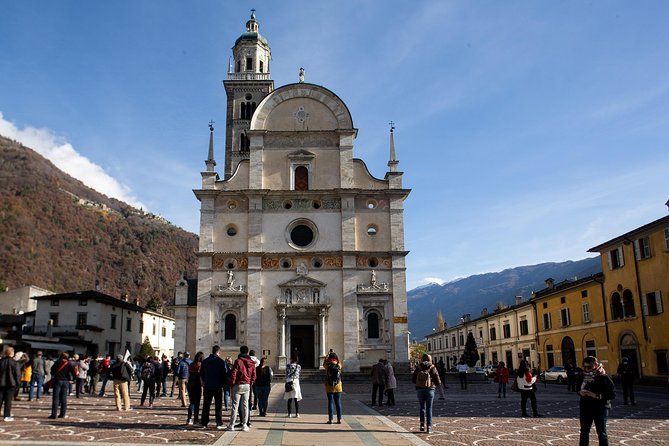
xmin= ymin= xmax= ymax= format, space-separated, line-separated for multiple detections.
xmin=175 ymin=12 xmax=411 ymax=371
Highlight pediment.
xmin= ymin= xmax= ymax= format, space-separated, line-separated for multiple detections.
xmin=278 ymin=275 xmax=326 ymax=288
xmin=287 ymin=149 xmax=316 ymax=160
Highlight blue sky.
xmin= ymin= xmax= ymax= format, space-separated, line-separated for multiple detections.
xmin=1 ymin=1 xmax=668 ymax=290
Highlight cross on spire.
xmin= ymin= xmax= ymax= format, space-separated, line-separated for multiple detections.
xmin=389 ymin=121 xmax=395 ymax=131
xmin=209 ymin=120 xmax=215 ymax=131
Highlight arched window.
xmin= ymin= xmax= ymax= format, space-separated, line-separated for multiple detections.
xmin=240 ymin=102 xmax=246 ymax=119
xmin=611 ymin=292 xmax=623 ymax=320
xmin=294 ymin=166 xmax=309 ymax=191
xmin=239 ymin=133 xmax=249 ymax=151
xmin=224 ymin=314 xmax=236 ymax=340
xmin=244 ymin=102 xmax=252 ymax=119
xmin=367 ymin=312 xmax=380 ymax=339
xmin=623 ymin=289 xmax=636 ymax=317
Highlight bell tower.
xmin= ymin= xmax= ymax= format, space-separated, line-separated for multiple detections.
xmin=223 ymin=10 xmax=274 ymax=179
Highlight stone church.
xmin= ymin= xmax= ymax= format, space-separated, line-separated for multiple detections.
xmin=175 ymin=11 xmax=411 ymax=371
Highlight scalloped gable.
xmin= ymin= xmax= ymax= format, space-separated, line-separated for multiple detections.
xmin=251 ymin=83 xmax=354 ymax=132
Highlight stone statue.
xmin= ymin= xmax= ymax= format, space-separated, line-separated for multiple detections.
xmin=299 ymin=67 xmax=305 ymax=83
xmin=227 ymin=270 xmax=235 ymax=289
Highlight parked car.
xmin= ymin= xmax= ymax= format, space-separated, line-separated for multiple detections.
xmin=474 ymin=367 xmax=486 ymax=374
xmin=541 ymin=366 xmax=568 ymax=384
xmin=483 ymin=364 xmax=496 ymax=377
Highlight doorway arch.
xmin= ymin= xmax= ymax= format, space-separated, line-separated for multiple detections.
xmin=620 ymin=332 xmax=641 ymax=378
xmin=561 ymin=336 xmax=576 ymax=366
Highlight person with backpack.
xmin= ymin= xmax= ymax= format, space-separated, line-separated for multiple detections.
xmin=111 ymin=354 xmax=133 ymax=411
xmin=412 ymin=353 xmax=441 ymax=434
xmin=323 ymin=351 xmax=343 ymax=424
xmin=140 ymin=356 xmax=157 ymax=408
xmin=578 ymin=356 xmax=615 ymax=446
xmin=49 ymin=351 xmax=75 ymax=419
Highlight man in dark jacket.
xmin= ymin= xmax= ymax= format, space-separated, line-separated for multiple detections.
xmin=200 ymin=345 xmax=229 ymax=429
xmin=111 ymin=354 xmax=133 ymax=411
xmin=370 ymin=358 xmax=386 ymax=406
xmin=617 ymin=357 xmax=637 ymax=405
xmin=49 ymin=351 xmax=75 ymax=419
xmin=0 ymin=346 xmax=20 ymax=421
xmin=225 ymin=345 xmax=256 ymax=431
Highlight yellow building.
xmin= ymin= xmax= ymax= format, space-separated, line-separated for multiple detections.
xmin=588 ymin=215 xmax=669 ymax=382
xmin=532 ymin=274 xmax=609 ymax=372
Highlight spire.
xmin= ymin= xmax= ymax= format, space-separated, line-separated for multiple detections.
xmin=387 ymin=121 xmax=398 ymax=172
xmin=205 ymin=120 xmax=216 ymax=171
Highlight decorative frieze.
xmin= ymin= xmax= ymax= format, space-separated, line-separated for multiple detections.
xmin=212 ymin=255 xmax=248 ymax=270
xmin=263 ymin=198 xmax=341 ymax=210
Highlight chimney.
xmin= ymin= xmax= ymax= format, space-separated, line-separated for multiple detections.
xmin=481 ymin=308 xmax=488 ymax=316
xmin=134 ymin=297 xmax=140 ymax=306
xmin=545 ymin=278 xmax=555 ymax=289
xmin=515 ymin=295 xmax=522 ymax=305
xmin=121 ymin=293 xmax=129 ymax=302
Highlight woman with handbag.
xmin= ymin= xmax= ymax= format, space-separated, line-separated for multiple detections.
xmin=283 ymin=355 xmax=302 ymax=418
xmin=49 ymin=352 xmax=75 ymax=419
xmin=515 ymin=360 xmax=542 ymax=418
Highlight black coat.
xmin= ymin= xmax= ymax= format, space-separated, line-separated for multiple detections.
xmin=577 ymin=373 xmax=616 ymax=409
xmin=0 ymin=357 xmax=19 ymax=388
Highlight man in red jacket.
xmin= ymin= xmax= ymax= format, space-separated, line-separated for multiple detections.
xmin=224 ymin=346 xmax=256 ymax=432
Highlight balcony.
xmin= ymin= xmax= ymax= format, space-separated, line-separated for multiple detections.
xmin=227 ymin=72 xmax=271 ymax=81
xmin=25 ymin=324 xmax=103 ymax=336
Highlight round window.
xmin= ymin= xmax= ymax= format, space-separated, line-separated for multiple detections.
xmin=226 ymin=225 xmax=238 ymax=236
xmin=367 ymin=199 xmax=377 ymax=209
xmin=367 ymin=225 xmax=378 ymax=236
xmin=291 ymin=225 xmax=313 ymax=247
xmin=368 ymin=257 xmax=379 ymax=268
xmin=286 ymin=219 xmax=318 ymax=250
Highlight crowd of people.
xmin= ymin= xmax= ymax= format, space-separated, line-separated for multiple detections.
xmin=0 ymin=345 xmax=625 ymax=444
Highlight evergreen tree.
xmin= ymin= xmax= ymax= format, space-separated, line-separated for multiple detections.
xmin=463 ymin=332 xmax=480 ymax=367
xmin=139 ymin=337 xmax=154 ymax=359
xmin=436 ymin=311 xmax=445 ymax=331
xmin=145 ymin=296 xmax=162 ymax=312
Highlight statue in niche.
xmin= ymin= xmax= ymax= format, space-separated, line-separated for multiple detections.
xmin=216 ymin=270 xmax=245 ymax=292
xmin=357 ymin=269 xmax=389 ymax=292
xmin=296 ymin=262 xmax=308 ymax=277
xmin=371 ymin=270 xmax=377 ymax=287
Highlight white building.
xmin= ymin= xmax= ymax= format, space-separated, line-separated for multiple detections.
xmin=30 ymin=290 xmax=174 ymax=357
xmin=176 ymin=12 xmax=411 ymax=371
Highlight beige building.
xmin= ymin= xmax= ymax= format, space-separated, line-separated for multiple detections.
xmin=0 ymin=285 xmax=52 ymax=315
xmin=427 ymin=298 xmax=538 ymax=371
xmin=177 ymin=12 xmax=411 ymax=371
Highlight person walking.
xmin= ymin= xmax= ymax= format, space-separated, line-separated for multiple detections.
xmin=516 ymin=359 xmax=542 ymax=418
xmin=617 ymin=357 xmax=636 ymax=406
xmin=578 ymin=356 xmax=616 ymax=446
xmin=76 ymin=356 xmax=89 ymax=398
xmin=225 ymin=345 xmax=256 ymax=431
xmin=456 ymin=358 xmax=468 ymax=390
xmin=200 ymin=345 xmax=228 ymax=429
xmin=324 ymin=352 xmax=343 ymax=424
xmin=255 ymin=357 xmax=273 ymax=417
xmin=384 ymin=359 xmax=397 ymax=406
xmin=87 ymin=357 xmax=99 ymax=395
xmin=370 ymin=358 xmax=386 ymax=406
xmin=186 ymin=352 xmax=203 ymax=425
xmin=49 ymin=351 xmax=75 ymax=419
xmin=496 ymin=361 xmax=509 ymax=398
xmin=283 ymin=355 xmax=302 ymax=418
xmin=43 ymin=356 xmax=54 ymax=396
xmin=412 ymin=353 xmax=441 ymax=434
xmin=97 ymin=355 xmax=111 ymax=397
xmin=140 ymin=357 xmax=157 ymax=408
xmin=111 ymin=354 xmax=133 ymax=411
xmin=0 ymin=346 xmax=20 ymax=421
xmin=565 ymin=359 xmax=576 ymax=392
xmin=29 ymin=350 xmax=46 ymax=401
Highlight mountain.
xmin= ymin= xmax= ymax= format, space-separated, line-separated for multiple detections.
xmin=0 ymin=135 xmax=198 ymax=310
xmin=408 ymin=257 xmax=601 ymax=339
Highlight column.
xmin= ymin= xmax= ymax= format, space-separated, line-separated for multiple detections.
xmin=278 ymin=311 xmax=287 ymax=370
xmin=319 ymin=309 xmax=326 ymax=368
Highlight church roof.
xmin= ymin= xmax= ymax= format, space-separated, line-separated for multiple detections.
xmin=235 ymin=31 xmax=268 ymax=47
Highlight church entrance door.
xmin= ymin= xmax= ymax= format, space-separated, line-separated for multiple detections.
xmin=290 ymin=324 xmax=315 ymax=369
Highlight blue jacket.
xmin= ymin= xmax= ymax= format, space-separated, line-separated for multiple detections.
xmin=200 ymin=354 xmax=229 ymax=389
xmin=177 ymin=358 xmax=192 ymax=379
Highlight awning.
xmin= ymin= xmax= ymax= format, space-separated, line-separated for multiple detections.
xmin=25 ymin=341 xmax=74 ymax=351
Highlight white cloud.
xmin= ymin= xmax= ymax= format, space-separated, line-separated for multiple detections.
xmin=0 ymin=112 xmax=146 ymax=210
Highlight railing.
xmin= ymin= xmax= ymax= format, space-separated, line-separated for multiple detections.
xmin=227 ymin=72 xmax=271 ymax=81
xmin=25 ymin=325 xmax=90 ymax=335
